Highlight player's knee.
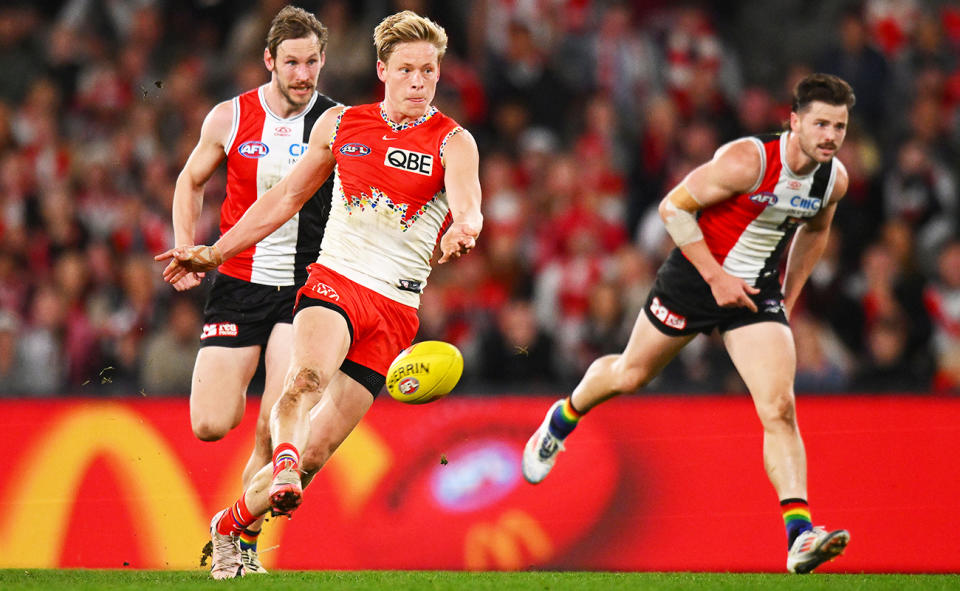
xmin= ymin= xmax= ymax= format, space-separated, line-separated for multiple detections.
xmin=278 ymin=367 xmax=324 ymax=408
xmin=192 ymin=418 xmax=231 ymax=441
xmin=755 ymin=392 xmax=797 ymax=428
xmin=612 ymin=356 xmax=653 ymax=392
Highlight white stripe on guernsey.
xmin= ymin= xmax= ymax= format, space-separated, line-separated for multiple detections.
xmin=745 ymin=136 xmax=766 ymax=194
xmin=248 ymin=114 xmax=307 ymax=286
xmin=223 ymin=96 xmax=240 ymax=155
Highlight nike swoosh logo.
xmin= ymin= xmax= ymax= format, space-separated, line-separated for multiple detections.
xmin=382 ymin=135 xmax=398 ymax=140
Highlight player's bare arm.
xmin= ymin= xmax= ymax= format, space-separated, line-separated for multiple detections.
xmin=438 ymin=129 xmax=483 ymax=264
xmin=782 ymin=161 xmax=848 ymax=316
xmin=157 ymin=105 xmax=343 ymax=285
xmin=168 ymin=100 xmax=233 ymax=291
xmin=658 ymin=138 xmax=764 ymax=312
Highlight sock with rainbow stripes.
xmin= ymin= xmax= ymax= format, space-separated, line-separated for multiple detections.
xmin=781 ymin=498 xmax=813 ymax=548
xmin=238 ymin=527 xmax=260 ymax=553
xmin=546 ymin=397 xmax=584 ymax=440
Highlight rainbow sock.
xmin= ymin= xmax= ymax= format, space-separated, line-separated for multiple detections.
xmin=547 ymin=397 xmax=583 ymax=440
xmin=272 ymin=443 xmax=300 ymax=476
xmin=238 ymin=528 xmax=260 ymax=552
xmin=781 ymin=498 xmax=813 ymax=548
xmin=217 ymin=494 xmax=256 ymax=536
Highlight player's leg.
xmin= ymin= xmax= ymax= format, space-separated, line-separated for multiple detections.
xmin=237 ymin=323 xmax=293 ymax=573
xmin=723 ymin=322 xmax=848 ymax=573
xmin=216 ymin=370 xmax=373 ymax=519
xmin=299 ymin=370 xmax=374 ymax=480
xmin=523 ymin=312 xmax=694 ymax=483
xmin=267 ymin=305 xmax=351 ymax=513
xmin=189 ymin=346 xmax=260 ymax=441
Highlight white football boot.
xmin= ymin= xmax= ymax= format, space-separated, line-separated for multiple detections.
xmin=240 ymin=546 xmax=268 ymax=574
xmin=786 ymin=526 xmax=850 ymax=573
xmin=207 ymin=510 xmax=245 ymax=579
xmin=522 ymin=399 xmax=567 ymax=484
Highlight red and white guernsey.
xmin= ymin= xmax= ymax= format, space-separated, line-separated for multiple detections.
xmin=219 ymin=85 xmax=338 ymax=286
xmin=697 ymin=132 xmax=839 ymax=287
xmin=319 ymin=103 xmax=464 ymax=307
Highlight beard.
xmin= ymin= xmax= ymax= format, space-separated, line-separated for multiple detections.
xmin=278 ymin=80 xmax=314 ymax=107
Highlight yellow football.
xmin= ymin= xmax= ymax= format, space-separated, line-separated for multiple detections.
xmin=386 ymin=341 xmax=463 ymax=404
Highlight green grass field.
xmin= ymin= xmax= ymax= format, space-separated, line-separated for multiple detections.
xmin=1 ymin=570 xmax=958 ymax=590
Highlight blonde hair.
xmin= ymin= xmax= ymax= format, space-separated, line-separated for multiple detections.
xmin=266 ymin=5 xmax=328 ymax=59
xmin=373 ymin=10 xmax=448 ymax=64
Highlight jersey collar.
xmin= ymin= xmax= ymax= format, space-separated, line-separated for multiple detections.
xmin=379 ymin=102 xmax=437 ymax=133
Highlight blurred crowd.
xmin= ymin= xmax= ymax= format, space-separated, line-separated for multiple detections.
xmin=0 ymin=0 xmax=958 ymax=397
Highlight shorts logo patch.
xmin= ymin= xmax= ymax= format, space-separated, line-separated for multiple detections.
xmin=650 ymin=297 xmax=687 ymax=330
xmin=309 ymin=281 xmax=341 ymax=301
xmin=201 ymin=323 xmax=239 ymax=340
xmin=762 ymin=299 xmax=784 ymax=314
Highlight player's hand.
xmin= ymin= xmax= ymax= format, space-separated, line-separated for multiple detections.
xmin=708 ymin=271 xmax=760 ymax=312
xmin=438 ymin=222 xmax=480 ymax=263
xmin=155 ymin=245 xmax=222 ymax=284
xmin=172 ymin=271 xmax=205 ymax=292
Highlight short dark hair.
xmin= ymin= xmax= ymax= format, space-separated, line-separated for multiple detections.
xmin=266 ymin=5 xmax=328 ymax=59
xmin=791 ymin=73 xmax=856 ymax=113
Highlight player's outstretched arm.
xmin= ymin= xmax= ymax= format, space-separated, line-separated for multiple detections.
xmin=157 ymin=106 xmax=343 ymax=285
xmin=658 ymin=139 xmax=764 ymax=312
xmin=782 ymin=161 xmax=848 ymax=316
xmin=438 ymin=129 xmax=483 ymax=264
xmin=168 ymin=100 xmax=232 ymax=291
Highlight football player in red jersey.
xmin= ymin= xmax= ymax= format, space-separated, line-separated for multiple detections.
xmin=157 ymin=11 xmax=481 ymax=579
xmin=521 ymin=74 xmax=855 ymax=574
xmin=164 ymin=6 xmax=339 ymax=576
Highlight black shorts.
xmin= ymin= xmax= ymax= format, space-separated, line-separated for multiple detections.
xmin=643 ymin=249 xmax=789 ymax=337
xmin=199 ymin=273 xmax=298 ymax=348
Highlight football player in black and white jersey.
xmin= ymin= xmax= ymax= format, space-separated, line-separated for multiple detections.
xmin=522 ymin=74 xmax=855 ymax=574
xmin=163 ymin=6 xmax=338 ymax=577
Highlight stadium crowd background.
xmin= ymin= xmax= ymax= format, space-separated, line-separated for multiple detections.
xmin=0 ymin=0 xmax=957 ymax=397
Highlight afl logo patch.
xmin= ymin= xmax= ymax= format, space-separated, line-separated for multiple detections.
xmin=238 ymin=141 xmax=269 ymax=158
xmin=749 ymin=192 xmax=778 ymax=206
xmin=398 ymin=377 xmax=420 ymax=395
xmin=339 ymin=143 xmax=371 ymax=157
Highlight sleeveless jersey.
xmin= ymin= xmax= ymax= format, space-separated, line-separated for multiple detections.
xmin=696 ymin=132 xmax=838 ymax=287
xmin=318 ymin=103 xmax=464 ymax=307
xmin=219 ymin=85 xmax=338 ymax=286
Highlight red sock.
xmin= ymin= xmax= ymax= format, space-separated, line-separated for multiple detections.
xmin=216 ymin=494 xmax=256 ymax=536
xmin=272 ymin=442 xmax=300 ymax=476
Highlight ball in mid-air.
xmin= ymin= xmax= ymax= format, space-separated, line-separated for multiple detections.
xmin=386 ymin=341 xmax=463 ymax=404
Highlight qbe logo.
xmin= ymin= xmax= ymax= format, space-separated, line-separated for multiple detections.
xmin=385 ymin=147 xmax=433 ymax=176
xmin=238 ymin=141 xmax=269 ymax=159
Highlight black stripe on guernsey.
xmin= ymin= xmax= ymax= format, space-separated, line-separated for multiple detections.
xmin=294 ymin=93 xmax=339 ymax=286
xmin=809 ymin=159 xmax=833 ymax=199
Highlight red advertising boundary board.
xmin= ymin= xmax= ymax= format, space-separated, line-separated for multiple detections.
xmin=0 ymin=395 xmax=955 ymax=572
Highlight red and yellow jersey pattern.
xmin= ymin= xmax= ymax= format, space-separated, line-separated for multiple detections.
xmin=318 ymin=102 xmax=464 ymax=306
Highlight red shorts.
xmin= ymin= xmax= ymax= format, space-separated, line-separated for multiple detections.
xmin=295 ymin=264 xmax=419 ymax=380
